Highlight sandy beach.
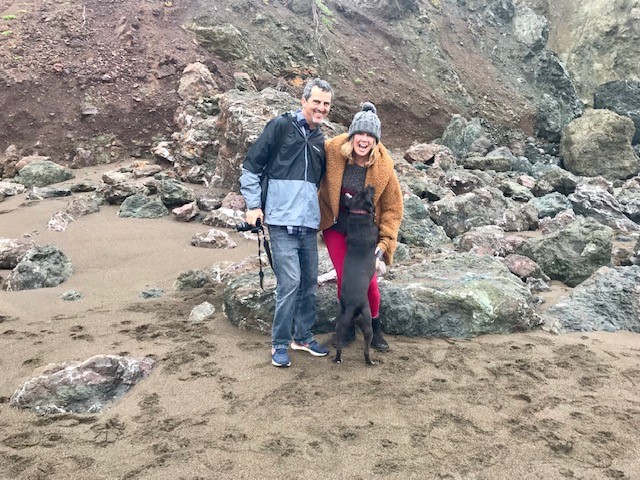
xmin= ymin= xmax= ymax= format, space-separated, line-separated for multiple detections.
xmin=1 ymin=164 xmax=639 ymax=480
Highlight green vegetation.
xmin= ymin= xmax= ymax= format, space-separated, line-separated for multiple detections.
xmin=315 ymin=0 xmax=335 ymax=28
xmin=2 ymin=14 xmax=17 ymax=20
xmin=1 ymin=30 xmax=13 ymax=36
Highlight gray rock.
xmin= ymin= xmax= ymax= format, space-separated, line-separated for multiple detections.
xmin=184 ymin=21 xmax=249 ymax=61
xmin=15 ymin=160 xmax=74 ymax=188
xmin=594 ymin=80 xmax=640 ymax=144
xmin=61 ymin=290 xmax=82 ymax=301
xmin=496 ymin=202 xmax=539 ymax=232
xmin=403 ymin=143 xmax=458 ymax=171
xmin=438 ymin=115 xmax=493 ymax=158
xmin=202 ymin=207 xmax=245 ymax=229
xmin=532 ymin=168 xmax=578 ymax=196
xmin=10 ymin=355 xmax=155 ymax=414
xmin=174 ymin=269 xmax=212 ymax=290
xmin=539 ymin=209 xmax=576 ymax=235
xmin=454 ymin=225 xmax=526 ymax=257
xmin=463 ymin=152 xmax=511 ymax=172
xmin=69 ymin=181 xmax=98 ymax=193
xmin=224 ymin=271 xmax=276 ymax=334
xmin=442 ymin=169 xmax=488 ymax=195
xmin=530 ymin=192 xmax=573 ymax=219
xmin=140 ymin=288 xmax=164 ymax=299
xmin=47 ymin=211 xmax=76 ymax=232
xmin=0 ymin=181 xmax=27 ymax=197
xmin=569 ymin=183 xmax=640 ymax=233
xmin=191 ymin=228 xmax=237 ymax=249
xmin=172 ymin=201 xmax=199 ymax=222
xmin=398 ymin=195 xmax=451 ymax=251
xmin=378 ymin=253 xmax=540 ymax=338
xmin=97 ymin=181 xmax=150 ymax=205
xmin=616 ymin=176 xmax=640 ymax=223
xmin=429 ymin=187 xmax=510 ymax=238
xmin=26 ymin=186 xmax=72 ymax=200
xmin=117 ymin=195 xmax=169 ymax=219
xmin=188 ymin=301 xmax=216 ymax=322
xmin=177 ymin=62 xmax=220 ymax=102
xmin=65 ymin=194 xmax=103 ymax=218
xmin=396 ymin=162 xmax=453 ymax=201
xmin=496 ymin=180 xmax=534 ymax=202
xmin=512 ymin=5 xmax=548 ymax=51
xmin=5 ymin=244 xmax=73 ymax=291
xmin=516 ymin=216 xmax=613 ymax=287
xmin=0 ymin=238 xmax=38 ymax=269
xmin=157 ymin=179 xmax=196 ymax=207
xmin=502 ymin=254 xmax=550 ymax=282
xmin=560 ymin=109 xmax=639 ymax=180
xmin=543 ymin=266 xmax=640 ymax=333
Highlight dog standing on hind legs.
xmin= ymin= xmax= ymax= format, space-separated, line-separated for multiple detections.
xmin=332 ymin=185 xmax=378 ymax=366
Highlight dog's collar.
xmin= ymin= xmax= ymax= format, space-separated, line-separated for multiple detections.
xmin=349 ymin=209 xmax=371 ymax=215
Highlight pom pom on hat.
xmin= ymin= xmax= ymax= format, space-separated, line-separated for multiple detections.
xmin=361 ymin=101 xmax=377 ymax=114
xmin=348 ymin=101 xmax=381 ymax=142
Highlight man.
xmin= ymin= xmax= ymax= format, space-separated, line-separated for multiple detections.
xmin=240 ymin=78 xmax=334 ymax=368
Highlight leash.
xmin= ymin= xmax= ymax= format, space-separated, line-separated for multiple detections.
xmin=255 ymin=221 xmax=273 ymax=290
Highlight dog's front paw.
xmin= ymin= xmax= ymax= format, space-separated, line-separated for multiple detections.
xmin=333 ymin=356 xmax=342 ymax=364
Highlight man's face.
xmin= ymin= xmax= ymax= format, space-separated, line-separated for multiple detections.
xmin=300 ymin=86 xmax=332 ymax=129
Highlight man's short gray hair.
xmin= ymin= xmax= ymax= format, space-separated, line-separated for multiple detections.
xmin=302 ymin=78 xmax=334 ymax=100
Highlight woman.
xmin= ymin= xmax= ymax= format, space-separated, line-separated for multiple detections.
xmin=318 ymin=102 xmax=404 ymax=350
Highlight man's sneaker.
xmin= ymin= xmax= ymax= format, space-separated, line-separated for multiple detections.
xmin=291 ymin=339 xmax=329 ymax=357
xmin=271 ymin=347 xmax=291 ymax=367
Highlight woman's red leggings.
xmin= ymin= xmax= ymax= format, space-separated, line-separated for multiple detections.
xmin=322 ymin=228 xmax=380 ymax=318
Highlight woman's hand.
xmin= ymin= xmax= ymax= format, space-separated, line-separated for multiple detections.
xmin=375 ymin=247 xmax=386 ymax=276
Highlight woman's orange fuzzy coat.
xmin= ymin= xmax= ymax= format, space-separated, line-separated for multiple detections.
xmin=318 ymin=133 xmax=404 ymax=265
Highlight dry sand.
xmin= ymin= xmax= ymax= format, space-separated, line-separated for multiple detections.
xmin=1 ymin=164 xmax=639 ymax=480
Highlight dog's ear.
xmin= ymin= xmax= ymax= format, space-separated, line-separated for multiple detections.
xmin=365 ymin=185 xmax=375 ymax=198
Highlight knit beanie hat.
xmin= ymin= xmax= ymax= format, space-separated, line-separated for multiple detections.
xmin=348 ymin=102 xmax=381 ymax=142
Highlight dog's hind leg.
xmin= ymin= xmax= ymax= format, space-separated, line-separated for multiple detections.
xmin=333 ymin=311 xmax=348 ymax=364
xmin=360 ymin=309 xmax=375 ymax=366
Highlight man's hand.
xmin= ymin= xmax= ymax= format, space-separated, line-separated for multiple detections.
xmin=375 ymin=247 xmax=386 ymax=276
xmin=245 ymin=208 xmax=264 ymax=227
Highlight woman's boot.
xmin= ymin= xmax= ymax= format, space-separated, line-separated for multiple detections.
xmin=371 ymin=316 xmax=389 ymax=351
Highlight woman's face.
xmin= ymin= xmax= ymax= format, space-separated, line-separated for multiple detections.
xmin=352 ymin=132 xmax=376 ymax=158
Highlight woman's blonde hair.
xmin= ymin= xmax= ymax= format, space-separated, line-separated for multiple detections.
xmin=340 ymin=136 xmax=381 ymax=168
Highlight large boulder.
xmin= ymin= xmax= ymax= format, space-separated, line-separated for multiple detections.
xmin=4 ymin=244 xmax=73 ymax=291
xmin=177 ymin=62 xmax=220 ymax=102
xmin=378 ymin=253 xmax=540 ymax=338
xmin=560 ymin=109 xmax=639 ymax=180
xmin=516 ymin=216 xmax=613 ymax=287
xmin=15 ymin=160 xmax=74 ymax=188
xmin=437 ymin=115 xmax=493 ymax=158
xmin=542 ymin=266 xmax=640 ymax=333
xmin=117 ymin=195 xmax=169 ymax=219
xmin=223 ymin=253 xmax=540 ymax=340
xmin=10 ymin=355 xmax=155 ymax=414
xmin=184 ymin=21 xmax=249 ymax=61
xmin=569 ymin=183 xmax=640 ymax=233
xmin=428 ymin=187 xmax=511 ymax=238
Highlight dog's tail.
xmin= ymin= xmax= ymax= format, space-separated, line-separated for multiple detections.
xmin=321 ymin=333 xmax=339 ymax=350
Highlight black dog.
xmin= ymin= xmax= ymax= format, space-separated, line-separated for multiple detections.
xmin=333 ymin=185 xmax=378 ymax=366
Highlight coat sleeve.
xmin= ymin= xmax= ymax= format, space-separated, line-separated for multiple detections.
xmin=376 ymin=169 xmax=404 ymax=265
xmin=239 ymin=116 xmax=287 ymax=210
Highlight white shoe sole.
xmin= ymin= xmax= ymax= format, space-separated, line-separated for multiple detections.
xmin=290 ymin=342 xmax=329 ymax=357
